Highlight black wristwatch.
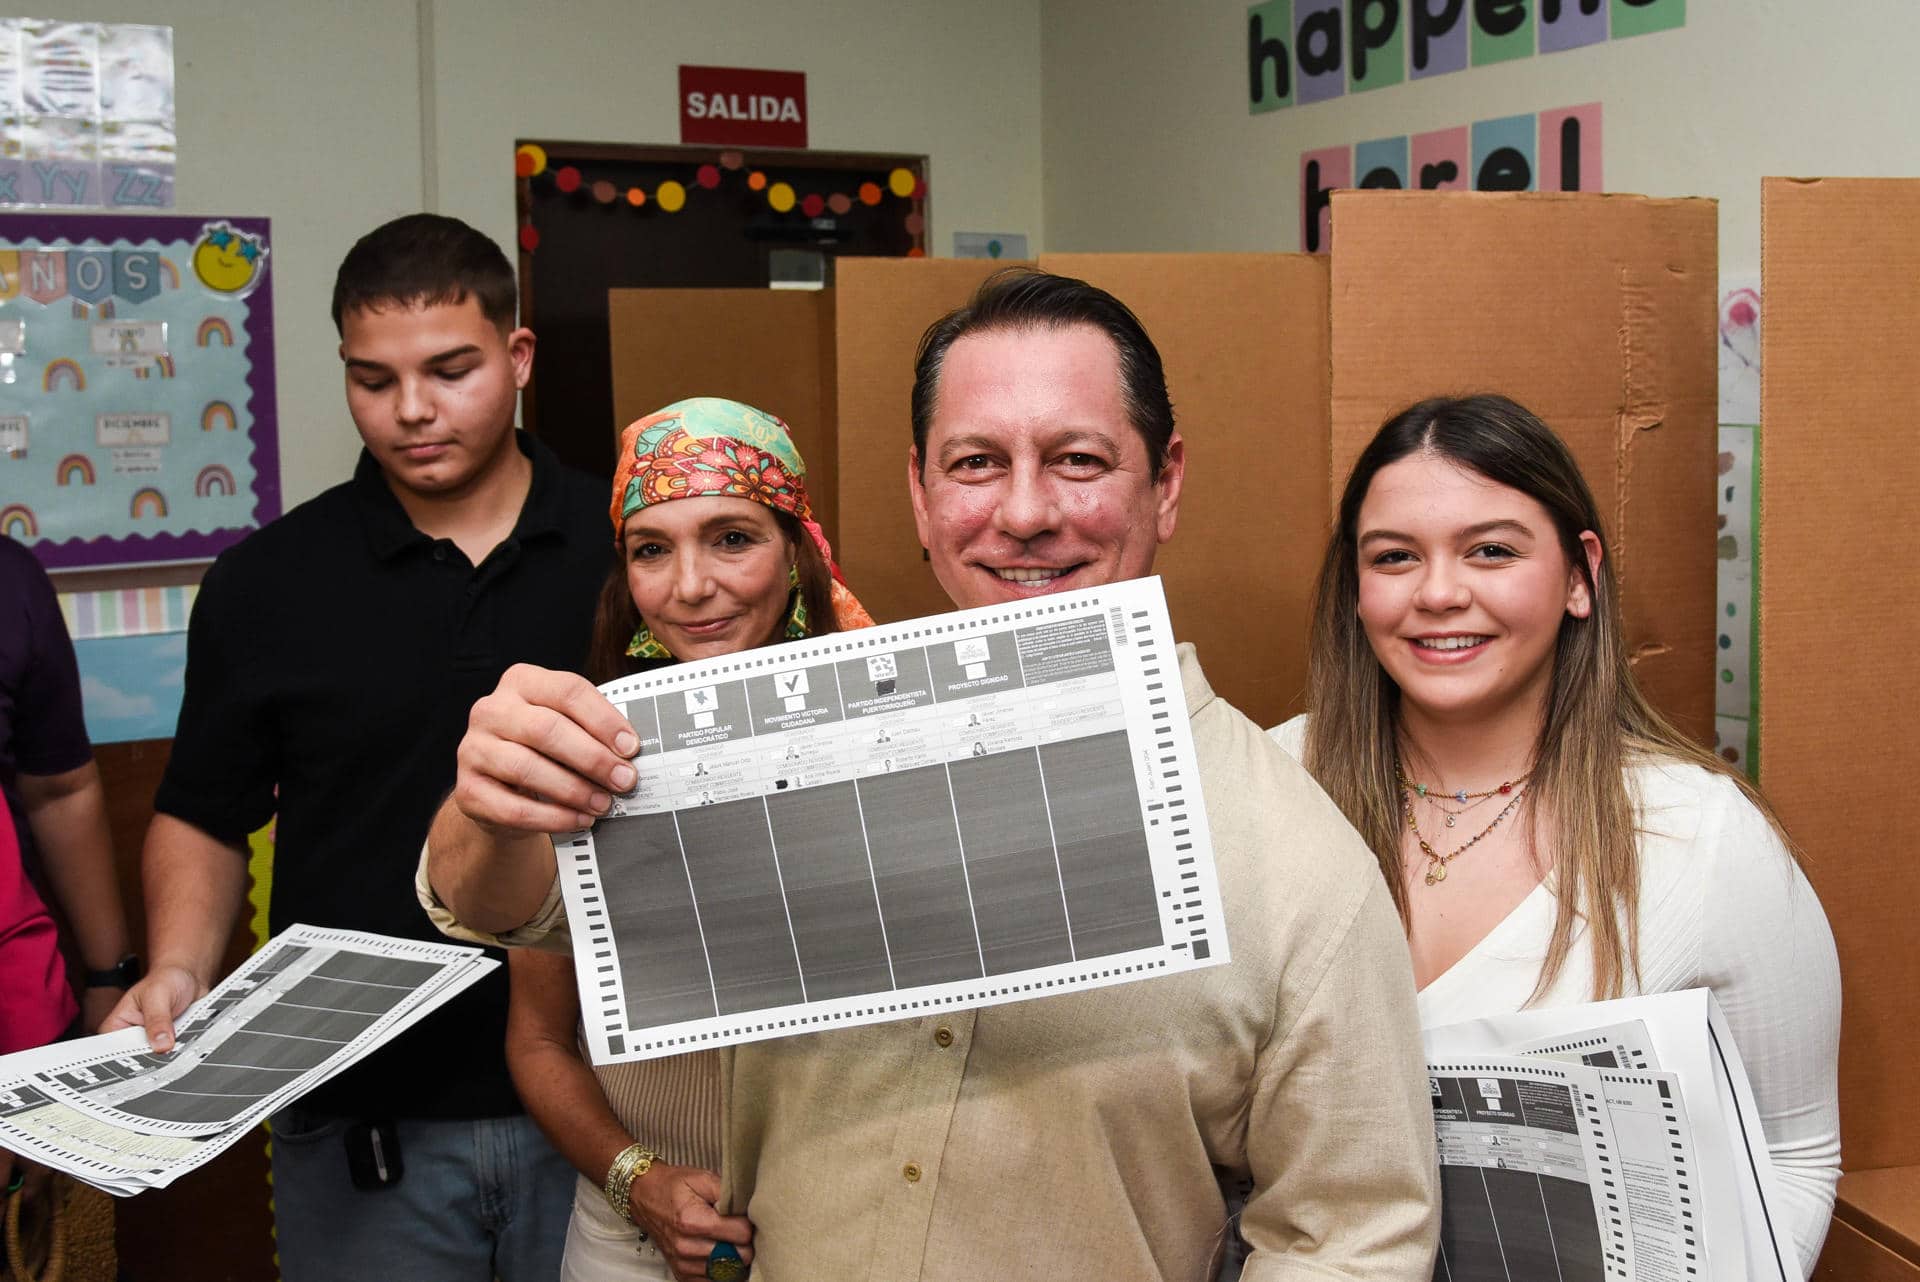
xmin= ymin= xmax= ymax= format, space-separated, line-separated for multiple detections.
xmin=84 ymin=954 xmax=143 ymax=990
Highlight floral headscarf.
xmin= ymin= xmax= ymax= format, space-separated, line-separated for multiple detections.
xmin=611 ymin=398 xmax=874 ymax=657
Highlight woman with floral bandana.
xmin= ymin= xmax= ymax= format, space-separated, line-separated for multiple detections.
xmin=423 ymin=398 xmax=871 ymax=1282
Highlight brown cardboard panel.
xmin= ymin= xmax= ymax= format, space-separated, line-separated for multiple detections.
xmin=1042 ymin=253 xmax=1330 ymax=728
xmin=1760 ymin=177 xmax=1920 ymax=1173
xmin=607 ymin=288 xmax=839 ymax=545
xmin=1814 ymin=1217 xmax=1920 ymax=1282
xmin=832 ymin=258 xmax=1028 ymax=623
xmin=1327 ymin=191 xmax=1717 ymax=739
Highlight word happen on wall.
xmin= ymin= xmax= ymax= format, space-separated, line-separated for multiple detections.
xmin=1249 ymin=0 xmax=1682 ymax=111
xmin=1301 ymin=102 xmax=1599 ymax=251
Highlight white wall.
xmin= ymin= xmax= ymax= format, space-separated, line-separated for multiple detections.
xmin=426 ymin=0 xmax=1044 ymax=277
xmin=49 ymin=1 xmax=1910 ymax=506
xmin=31 ymin=1 xmax=1043 ymax=505
xmin=1040 ymin=0 xmax=1920 ymax=275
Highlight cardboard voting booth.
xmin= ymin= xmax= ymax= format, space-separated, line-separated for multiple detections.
xmin=608 ymin=288 xmax=839 ymax=546
xmin=1760 ymin=177 xmax=1920 ymax=1280
xmin=1044 ymin=253 xmax=1331 ymax=730
xmin=831 ymin=258 xmax=1019 ymax=626
xmin=606 ymin=197 xmax=1716 ymax=735
xmin=1328 ymin=190 xmax=1719 ymax=741
xmin=609 ymin=254 xmax=1329 ymax=730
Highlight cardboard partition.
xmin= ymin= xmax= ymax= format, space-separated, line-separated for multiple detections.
xmin=834 ymin=253 xmax=1329 ymax=727
xmin=832 ymin=258 xmax=1031 ymax=625
xmin=1044 ymin=253 xmax=1330 ymax=728
xmin=607 ymin=288 xmax=839 ymax=545
xmin=1327 ymin=190 xmax=1718 ymax=740
xmin=1760 ymin=177 xmax=1920 ymax=1176
xmin=1827 ymin=1168 xmax=1920 ymax=1280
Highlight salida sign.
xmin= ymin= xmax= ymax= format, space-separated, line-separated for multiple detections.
xmin=679 ymin=65 xmax=808 ymax=148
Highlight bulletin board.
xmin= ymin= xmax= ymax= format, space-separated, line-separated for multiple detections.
xmin=0 ymin=211 xmax=278 ymax=571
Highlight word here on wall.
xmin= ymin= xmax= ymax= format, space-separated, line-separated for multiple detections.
xmin=1301 ymin=102 xmax=1600 ymax=251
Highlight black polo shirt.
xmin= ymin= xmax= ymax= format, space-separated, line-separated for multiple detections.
xmin=156 ymin=431 xmax=611 ymax=1119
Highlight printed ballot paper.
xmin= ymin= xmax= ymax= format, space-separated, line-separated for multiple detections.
xmin=558 ymin=576 xmax=1229 ymax=1064
xmin=1425 ymin=989 xmax=1797 ymax=1282
xmin=0 ymin=926 xmax=494 ymax=1195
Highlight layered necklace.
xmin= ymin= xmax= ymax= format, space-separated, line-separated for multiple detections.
xmin=1398 ymin=770 xmax=1529 ymax=886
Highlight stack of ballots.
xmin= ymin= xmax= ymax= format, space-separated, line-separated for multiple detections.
xmin=0 ymin=925 xmax=494 ymax=1195
xmin=1425 ymin=988 xmax=1797 ymax=1281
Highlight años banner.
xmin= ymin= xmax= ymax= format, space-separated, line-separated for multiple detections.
xmin=0 ymin=213 xmax=278 ymax=571
xmin=1250 ymin=0 xmax=1681 ymax=112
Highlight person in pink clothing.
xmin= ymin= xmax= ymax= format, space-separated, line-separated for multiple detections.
xmin=1 ymin=798 xmax=75 ymax=1194
xmin=1 ymin=536 xmax=135 ymax=1196
xmin=0 ymin=799 xmax=74 ymax=1056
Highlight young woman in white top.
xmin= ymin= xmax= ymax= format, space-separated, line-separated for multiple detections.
xmin=1268 ymin=394 xmax=1840 ymax=1275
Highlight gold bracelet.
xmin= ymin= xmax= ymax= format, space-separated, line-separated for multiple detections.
xmin=602 ymin=1143 xmax=657 ymax=1223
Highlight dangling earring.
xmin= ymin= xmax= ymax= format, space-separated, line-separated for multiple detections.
xmin=782 ymin=562 xmax=809 ymax=639
xmin=625 ymin=617 xmax=674 ymax=660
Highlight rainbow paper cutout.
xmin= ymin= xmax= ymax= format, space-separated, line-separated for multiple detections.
xmin=55 ymin=454 xmax=96 ymax=486
xmin=129 ymin=487 xmax=168 ymax=519
xmin=158 ymin=257 xmax=180 ymax=289
xmin=43 ymin=358 xmax=85 ymax=392
xmin=196 ymin=316 xmax=235 ymax=347
xmin=152 ymin=354 xmax=175 ymax=378
xmin=201 ymin=401 xmax=237 ymax=431
xmin=0 ymin=504 xmax=36 ymax=537
xmin=194 ymin=464 xmax=236 ymax=498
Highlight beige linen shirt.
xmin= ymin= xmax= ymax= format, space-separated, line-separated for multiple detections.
xmin=422 ymin=644 xmax=1439 ymax=1280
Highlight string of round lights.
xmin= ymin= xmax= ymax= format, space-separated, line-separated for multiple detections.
xmin=513 ymin=144 xmax=926 ymax=255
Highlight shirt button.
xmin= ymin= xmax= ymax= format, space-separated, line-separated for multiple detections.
xmin=933 ymin=1025 xmax=954 ymax=1048
xmin=902 ymin=1162 xmax=922 ymax=1184
xmin=432 ymin=545 xmax=448 ymax=562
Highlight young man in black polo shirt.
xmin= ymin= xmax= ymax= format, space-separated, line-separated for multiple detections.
xmin=105 ymin=215 xmax=607 ymax=1281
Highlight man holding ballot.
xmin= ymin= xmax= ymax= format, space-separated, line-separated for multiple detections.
xmin=422 ymin=269 xmax=1439 ymax=1280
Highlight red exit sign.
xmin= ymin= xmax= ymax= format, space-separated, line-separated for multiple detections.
xmin=679 ymin=65 xmax=808 ymax=149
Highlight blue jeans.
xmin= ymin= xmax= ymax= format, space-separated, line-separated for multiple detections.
xmin=270 ymin=1107 xmax=572 ymax=1282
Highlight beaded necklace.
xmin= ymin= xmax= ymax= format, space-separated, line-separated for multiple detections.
xmin=1418 ymin=787 xmax=1511 ymax=827
xmin=1400 ymin=776 xmax=1525 ymax=804
xmin=1400 ymin=772 xmax=1529 ymax=829
xmin=1402 ymin=782 xmax=1527 ymax=886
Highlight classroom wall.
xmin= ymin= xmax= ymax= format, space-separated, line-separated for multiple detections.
xmin=26 ymin=0 xmax=428 ymax=514
xmin=425 ymin=0 xmax=1045 ymax=289
xmin=52 ymin=2 xmax=1914 ymax=509
xmin=34 ymin=0 xmax=1044 ymax=507
xmin=1038 ymin=0 xmax=1920 ymax=275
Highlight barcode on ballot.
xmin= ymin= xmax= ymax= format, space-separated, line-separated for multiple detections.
xmin=1108 ymin=606 xmax=1128 ymax=645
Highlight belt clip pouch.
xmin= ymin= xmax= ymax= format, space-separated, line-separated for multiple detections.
xmin=343 ymin=1120 xmax=404 ymax=1191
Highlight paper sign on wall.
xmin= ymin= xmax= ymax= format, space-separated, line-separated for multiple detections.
xmin=954 ymin=231 xmax=1028 ymax=260
xmin=679 ymin=65 xmax=808 ymax=149
xmin=0 ymin=212 xmax=279 ymax=570
xmin=0 ymin=19 xmax=175 ymax=209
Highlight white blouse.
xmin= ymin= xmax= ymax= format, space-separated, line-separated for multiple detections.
xmin=1269 ymin=715 xmax=1841 ymax=1277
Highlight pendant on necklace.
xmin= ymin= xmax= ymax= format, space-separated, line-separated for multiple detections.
xmin=1425 ymin=862 xmax=1446 ymax=886
xmin=1444 ymin=814 xmax=1456 ymax=828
